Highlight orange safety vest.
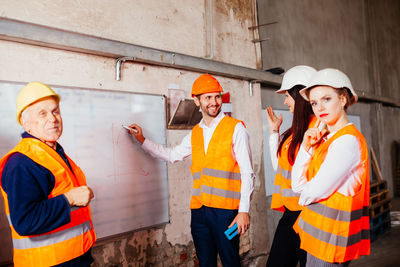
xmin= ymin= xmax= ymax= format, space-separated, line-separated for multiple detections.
xmin=190 ymin=116 xmax=243 ymax=210
xmin=293 ymin=124 xmax=370 ymax=263
xmin=0 ymin=138 xmax=96 ymax=267
xmin=271 ymin=116 xmax=318 ymax=212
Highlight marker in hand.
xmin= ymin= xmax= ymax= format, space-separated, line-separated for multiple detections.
xmin=123 ymin=124 xmax=145 ymax=144
xmin=122 ymin=125 xmax=138 ymax=133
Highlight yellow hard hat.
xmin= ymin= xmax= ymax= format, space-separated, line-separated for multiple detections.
xmin=16 ymin=82 xmax=60 ymax=125
xmin=191 ymin=74 xmax=223 ymax=97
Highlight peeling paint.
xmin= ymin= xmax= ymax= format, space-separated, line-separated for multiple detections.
xmin=215 ymin=0 xmax=254 ymax=25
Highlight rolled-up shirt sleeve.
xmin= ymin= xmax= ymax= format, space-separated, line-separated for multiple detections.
xmin=232 ymin=123 xmax=255 ymax=213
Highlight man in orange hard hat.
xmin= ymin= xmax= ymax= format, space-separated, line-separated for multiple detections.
xmin=0 ymin=82 xmax=96 ymax=267
xmin=127 ymin=74 xmax=254 ymax=267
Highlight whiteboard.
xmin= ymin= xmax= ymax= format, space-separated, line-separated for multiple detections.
xmin=262 ymin=109 xmax=361 ymax=196
xmin=0 ymin=81 xmax=169 ymax=262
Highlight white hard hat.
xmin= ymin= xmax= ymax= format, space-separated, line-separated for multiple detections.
xmin=299 ymin=68 xmax=358 ymax=105
xmin=276 ymin=65 xmax=317 ymax=94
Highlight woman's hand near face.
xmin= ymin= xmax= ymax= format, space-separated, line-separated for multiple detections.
xmin=302 ymin=120 xmax=327 ymax=151
xmin=266 ymin=106 xmax=283 ymax=134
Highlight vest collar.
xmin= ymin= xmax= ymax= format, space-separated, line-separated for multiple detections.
xmin=21 ymin=131 xmax=64 ymax=154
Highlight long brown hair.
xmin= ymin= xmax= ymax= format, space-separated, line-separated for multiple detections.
xmin=277 ymin=85 xmax=314 ymax=165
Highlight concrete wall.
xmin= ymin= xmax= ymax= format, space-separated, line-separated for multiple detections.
xmin=0 ymin=0 xmax=270 ymax=266
xmin=258 ymin=0 xmax=400 ymax=194
xmin=366 ymin=0 xmax=400 ymax=197
xmin=258 ymin=0 xmax=400 ymax=259
xmin=258 ymin=0 xmax=371 ymax=93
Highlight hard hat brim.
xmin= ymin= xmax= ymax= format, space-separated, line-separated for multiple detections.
xmin=275 ymin=87 xmax=288 ymax=94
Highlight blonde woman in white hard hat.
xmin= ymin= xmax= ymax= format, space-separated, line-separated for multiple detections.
xmin=291 ymin=69 xmax=370 ymax=266
xmin=265 ymin=65 xmax=317 ymax=267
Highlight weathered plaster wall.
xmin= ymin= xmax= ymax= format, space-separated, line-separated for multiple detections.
xmin=0 ymin=1 xmax=268 ymax=266
xmin=0 ymin=40 xmax=267 ymax=266
xmin=0 ymin=0 xmax=260 ymax=68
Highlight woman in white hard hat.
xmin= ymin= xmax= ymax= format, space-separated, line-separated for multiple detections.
xmin=291 ymin=68 xmax=370 ymax=266
xmin=265 ymin=65 xmax=317 ymax=267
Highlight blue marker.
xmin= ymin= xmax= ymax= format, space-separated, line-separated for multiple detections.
xmin=224 ymin=223 xmax=238 ymax=240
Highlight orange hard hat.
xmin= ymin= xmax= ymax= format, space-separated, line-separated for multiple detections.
xmin=191 ymin=74 xmax=223 ymax=97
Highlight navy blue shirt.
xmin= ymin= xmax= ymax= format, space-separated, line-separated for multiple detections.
xmin=1 ymin=132 xmax=93 ymax=266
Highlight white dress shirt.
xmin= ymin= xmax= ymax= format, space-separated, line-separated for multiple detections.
xmin=269 ymin=133 xmax=279 ymax=172
xmin=142 ymin=112 xmax=255 ymax=213
xmin=291 ymin=124 xmax=363 ymax=206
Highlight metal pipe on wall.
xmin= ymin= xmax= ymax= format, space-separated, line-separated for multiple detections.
xmin=0 ymin=17 xmax=280 ymax=86
xmin=0 ymin=17 xmax=398 ymax=107
xmin=116 ymin=57 xmax=135 ymax=81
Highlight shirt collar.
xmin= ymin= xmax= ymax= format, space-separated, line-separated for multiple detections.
xmin=21 ymin=131 xmax=63 ymax=153
xmin=199 ymin=111 xmax=225 ymax=129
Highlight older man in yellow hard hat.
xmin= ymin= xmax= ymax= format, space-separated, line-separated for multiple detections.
xmin=126 ymin=74 xmax=255 ymax=267
xmin=0 ymin=82 xmax=96 ymax=267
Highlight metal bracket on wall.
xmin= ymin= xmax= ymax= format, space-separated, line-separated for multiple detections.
xmin=249 ymin=80 xmax=261 ymax=96
xmin=251 ymin=38 xmax=270 ymax=43
xmin=248 ymin=21 xmax=278 ymax=30
xmin=248 ymin=22 xmax=276 ymax=43
xmin=116 ymin=57 xmax=135 ymax=81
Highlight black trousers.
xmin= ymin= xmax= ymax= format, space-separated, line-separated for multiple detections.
xmin=191 ymin=206 xmax=240 ymax=267
xmin=266 ymin=209 xmax=306 ymax=267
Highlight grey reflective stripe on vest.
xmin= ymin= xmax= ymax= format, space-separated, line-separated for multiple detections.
xmin=12 ymin=220 xmax=92 ymax=249
xmin=202 ymin=168 xmax=241 ymax=180
xmin=298 ymin=217 xmax=370 ymax=247
xmin=280 ymin=167 xmax=292 ymax=180
xmin=281 ymin=188 xmax=300 ymax=197
xmin=272 ymin=184 xmax=281 ymax=194
xmin=201 ymin=184 xmax=241 ymax=199
xmin=192 ymin=172 xmax=201 ymax=180
xmin=192 ymin=188 xmax=201 ymax=196
xmin=307 ymin=203 xmax=369 ymax=222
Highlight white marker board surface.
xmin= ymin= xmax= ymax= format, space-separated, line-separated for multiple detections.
xmin=0 ymin=81 xmax=169 ymax=264
xmin=262 ymin=109 xmax=361 ymax=196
